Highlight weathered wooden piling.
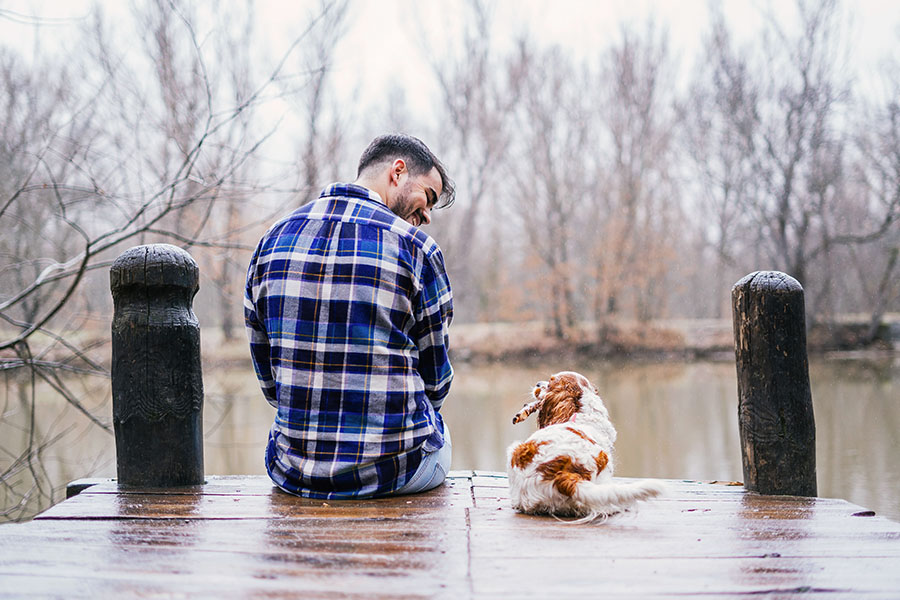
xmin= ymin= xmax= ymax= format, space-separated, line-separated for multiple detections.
xmin=110 ymin=244 xmax=204 ymax=487
xmin=732 ymin=271 xmax=816 ymax=496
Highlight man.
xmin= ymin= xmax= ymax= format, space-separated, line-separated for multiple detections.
xmin=244 ymin=134 xmax=455 ymax=499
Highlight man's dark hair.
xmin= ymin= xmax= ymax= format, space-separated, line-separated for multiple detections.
xmin=357 ymin=133 xmax=455 ymax=208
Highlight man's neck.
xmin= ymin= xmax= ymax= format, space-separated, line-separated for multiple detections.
xmin=352 ymin=175 xmax=387 ymax=204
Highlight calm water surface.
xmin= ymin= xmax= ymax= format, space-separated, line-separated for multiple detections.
xmin=2 ymin=357 xmax=897 ymax=522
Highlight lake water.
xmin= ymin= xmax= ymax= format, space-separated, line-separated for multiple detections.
xmin=2 ymin=356 xmax=898 ymax=522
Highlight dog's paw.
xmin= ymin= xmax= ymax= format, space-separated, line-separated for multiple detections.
xmin=512 ymin=398 xmax=543 ymax=424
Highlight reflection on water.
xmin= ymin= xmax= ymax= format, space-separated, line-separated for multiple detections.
xmin=2 ymin=357 xmax=898 ymax=522
xmin=447 ymin=361 xmax=743 ymax=481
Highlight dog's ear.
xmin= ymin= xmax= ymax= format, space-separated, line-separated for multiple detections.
xmin=537 ymin=374 xmax=584 ymax=427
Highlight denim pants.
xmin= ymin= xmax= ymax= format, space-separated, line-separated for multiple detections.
xmin=394 ymin=426 xmax=452 ymax=495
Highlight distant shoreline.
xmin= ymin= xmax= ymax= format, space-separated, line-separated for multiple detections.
xmin=448 ymin=316 xmax=900 ymax=364
xmin=165 ymin=316 xmax=900 ymax=369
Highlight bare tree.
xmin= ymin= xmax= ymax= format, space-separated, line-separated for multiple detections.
xmin=681 ymin=21 xmax=761 ymax=318
xmin=286 ymin=0 xmax=351 ymax=199
xmin=696 ymin=1 xmax=851 ymax=300
xmin=591 ymin=21 xmax=682 ymax=327
xmin=686 ymin=0 xmax=898 ymax=331
xmin=427 ymin=0 xmax=517 ymax=323
xmin=505 ymin=40 xmax=596 ymax=338
xmin=849 ymin=52 xmax=900 ymax=340
xmin=0 ymin=0 xmax=351 ymax=521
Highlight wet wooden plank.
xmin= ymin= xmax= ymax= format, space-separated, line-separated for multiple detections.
xmin=1 ymin=518 xmax=464 ymax=552
xmin=474 ymin=494 xmax=892 ymax=523
xmin=0 ymin=519 xmax=470 ymax=582
xmin=40 ymin=486 xmax=472 ymax=520
xmin=3 ymin=477 xmax=472 ymax=599
xmin=0 ymin=575 xmax=437 ymax=600
xmin=466 ymin=477 xmax=900 ymax=597
xmin=1 ymin=560 xmax=464 ymax=600
xmin=70 ymin=474 xmax=474 ymax=498
xmin=1 ymin=474 xmax=899 ymax=598
xmin=469 ymin=509 xmax=900 ymax=558
xmin=37 ymin=496 xmax=462 ymax=520
xmin=469 ymin=556 xmax=900 ymax=598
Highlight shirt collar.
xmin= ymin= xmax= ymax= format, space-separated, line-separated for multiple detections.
xmin=319 ymin=183 xmax=385 ymax=207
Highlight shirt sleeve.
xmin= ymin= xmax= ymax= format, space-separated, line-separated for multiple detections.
xmin=244 ymin=255 xmax=278 ymax=409
xmin=414 ymin=248 xmax=454 ymax=412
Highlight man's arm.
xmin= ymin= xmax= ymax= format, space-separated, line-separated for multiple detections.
xmin=414 ymin=250 xmax=454 ymax=411
xmin=244 ymin=269 xmax=278 ymax=408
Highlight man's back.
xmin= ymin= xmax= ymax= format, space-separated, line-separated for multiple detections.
xmin=245 ymin=183 xmax=453 ymax=498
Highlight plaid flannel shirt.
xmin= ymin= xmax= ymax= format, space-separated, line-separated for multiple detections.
xmin=244 ymin=183 xmax=453 ymax=498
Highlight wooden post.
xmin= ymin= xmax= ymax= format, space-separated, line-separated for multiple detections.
xmin=110 ymin=244 xmax=204 ymax=487
xmin=732 ymin=271 xmax=816 ymax=497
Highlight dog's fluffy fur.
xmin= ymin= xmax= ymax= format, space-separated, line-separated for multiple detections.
xmin=507 ymin=371 xmax=664 ymax=522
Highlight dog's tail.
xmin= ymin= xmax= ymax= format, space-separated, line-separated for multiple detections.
xmin=570 ymin=479 xmax=665 ymax=523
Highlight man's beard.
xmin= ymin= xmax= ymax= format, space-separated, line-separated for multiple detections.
xmin=388 ymin=186 xmax=419 ymax=226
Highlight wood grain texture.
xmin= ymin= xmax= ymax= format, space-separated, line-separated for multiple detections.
xmin=1 ymin=474 xmax=898 ymax=598
xmin=732 ymin=271 xmax=817 ymax=496
xmin=110 ymin=244 xmax=204 ymax=487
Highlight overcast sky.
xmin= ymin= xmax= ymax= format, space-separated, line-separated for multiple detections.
xmin=2 ymin=0 xmax=898 ymax=149
xmin=314 ymin=0 xmax=898 ymax=111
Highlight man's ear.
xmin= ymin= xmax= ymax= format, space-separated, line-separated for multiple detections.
xmin=390 ymin=159 xmax=406 ymax=186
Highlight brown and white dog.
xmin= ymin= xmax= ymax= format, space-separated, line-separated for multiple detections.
xmin=507 ymin=371 xmax=664 ymax=521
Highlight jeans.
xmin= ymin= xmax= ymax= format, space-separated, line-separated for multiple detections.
xmin=394 ymin=425 xmax=452 ymax=495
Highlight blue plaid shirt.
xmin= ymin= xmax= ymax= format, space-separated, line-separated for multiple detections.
xmin=244 ymin=183 xmax=453 ymax=498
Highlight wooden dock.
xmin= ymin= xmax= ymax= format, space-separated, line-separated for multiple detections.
xmin=1 ymin=473 xmax=899 ymax=598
